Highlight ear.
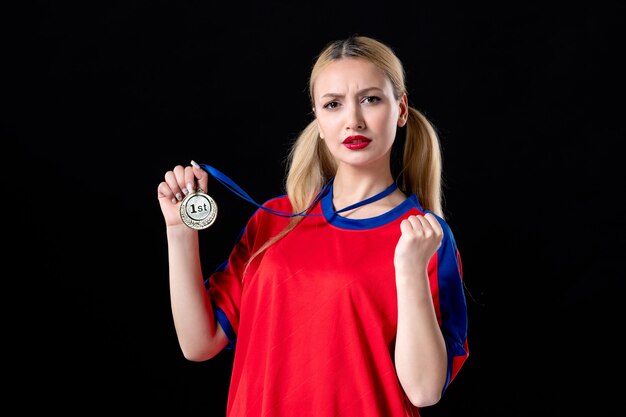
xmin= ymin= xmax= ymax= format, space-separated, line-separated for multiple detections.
xmin=314 ymin=111 xmax=325 ymax=139
xmin=397 ymin=94 xmax=409 ymax=127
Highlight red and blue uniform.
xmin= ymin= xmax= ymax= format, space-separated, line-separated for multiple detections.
xmin=208 ymin=184 xmax=469 ymax=416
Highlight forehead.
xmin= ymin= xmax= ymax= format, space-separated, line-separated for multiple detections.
xmin=313 ymin=58 xmax=391 ymax=97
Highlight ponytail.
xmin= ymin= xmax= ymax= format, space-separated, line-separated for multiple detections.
xmin=401 ymin=107 xmax=443 ymax=218
xmin=244 ymin=121 xmax=336 ymax=272
xmin=285 ymin=120 xmax=337 ymax=212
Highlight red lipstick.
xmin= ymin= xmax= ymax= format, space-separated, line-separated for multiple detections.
xmin=343 ymin=135 xmax=372 ymax=150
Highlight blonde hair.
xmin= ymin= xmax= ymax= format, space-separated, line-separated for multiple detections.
xmin=246 ymin=35 xmax=444 ymax=268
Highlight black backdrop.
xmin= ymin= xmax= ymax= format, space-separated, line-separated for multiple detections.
xmin=7 ymin=1 xmax=624 ymax=415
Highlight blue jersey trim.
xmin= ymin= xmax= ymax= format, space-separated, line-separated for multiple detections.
xmin=426 ymin=212 xmax=468 ymax=393
xmin=443 ymin=338 xmax=454 ymax=391
xmin=435 ymin=219 xmax=467 ymax=357
xmin=214 ymin=305 xmax=237 ymax=350
xmin=321 ymin=183 xmax=422 ymax=230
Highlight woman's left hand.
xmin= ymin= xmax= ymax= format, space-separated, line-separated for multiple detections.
xmin=394 ymin=213 xmax=443 ymax=276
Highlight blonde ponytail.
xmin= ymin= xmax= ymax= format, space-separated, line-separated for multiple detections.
xmin=285 ymin=121 xmax=337 ymax=212
xmin=245 ymin=121 xmax=336 ymax=269
xmin=401 ymin=107 xmax=443 ymax=218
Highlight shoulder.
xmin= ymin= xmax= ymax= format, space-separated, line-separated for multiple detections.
xmin=257 ymin=194 xmax=292 ymax=214
xmin=238 ymin=195 xmax=291 ymax=240
xmin=430 ymin=212 xmax=460 ymax=251
xmin=247 ymin=194 xmax=293 ymax=223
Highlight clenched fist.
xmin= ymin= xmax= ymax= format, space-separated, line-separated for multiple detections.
xmin=394 ymin=213 xmax=443 ymax=277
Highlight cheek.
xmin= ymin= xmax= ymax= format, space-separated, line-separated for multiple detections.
xmin=371 ymin=112 xmax=398 ymax=135
xmin=317 ymin=117 xmax=341 ymax=139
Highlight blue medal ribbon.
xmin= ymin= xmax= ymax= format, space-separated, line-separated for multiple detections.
xmin=197 ymin=162 xmax=397 ymax=218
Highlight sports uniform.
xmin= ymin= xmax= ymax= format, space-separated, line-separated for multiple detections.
xmin=207 ymin=183 xmax=469 ymax=416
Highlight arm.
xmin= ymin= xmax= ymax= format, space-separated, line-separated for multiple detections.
xmin=166 ymin=225 xmax=228 ymax=361
xmin=158 ymin=163 xmax=228 ymax=361
xmin=393 ymin=213 xmax=447 ymax=407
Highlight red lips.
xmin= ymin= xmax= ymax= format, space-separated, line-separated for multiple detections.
xmin=343 ymin=135 xmax=372 ymax=150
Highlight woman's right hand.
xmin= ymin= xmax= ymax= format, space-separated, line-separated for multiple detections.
xmin=157 ymin=161 xmax=209 ymax=227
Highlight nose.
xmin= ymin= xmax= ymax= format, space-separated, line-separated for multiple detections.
xmin=345 ymin=103 xmax=365 ymax=131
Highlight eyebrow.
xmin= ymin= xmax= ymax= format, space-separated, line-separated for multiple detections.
xmin=320 ymin=87 xmax=385 ymax=99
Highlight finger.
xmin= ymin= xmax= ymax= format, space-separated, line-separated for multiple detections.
xmin=409 ymin=214 xmax=438 ymax=239
xmin=157 ymin=180 xmax=178 ymax=204
xmin=415 ymin=215 xmax=438 ymax=238
xmin=173 ymin=165 xmax=187 ymax=190
xmin=184 ymin=166 xmax=195 ymax=193
xmin=191 ymin=160 xmax=209 ymax=192
xmin=400 ymin=218 xmax=413 ymax=235
xmin=406 ymin=215 xmax=424 ymax=234
xmin=423 ymin=213 xmax=443 ymax=237
xmin=165 ymin=169 xmax=185 ymax=203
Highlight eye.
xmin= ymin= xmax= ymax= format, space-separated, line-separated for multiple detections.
xmin=322 ymin=101 xmax=340 ymax=110
xmin=362 ymin=96 xmax=381 ymax=104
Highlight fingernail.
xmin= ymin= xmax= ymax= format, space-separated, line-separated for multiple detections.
xmin=171 ymin=198 xmax=177 ymax=204
xmin=187 ymin=182 xmax=194 ymax=192
xmin=182 ymin=187 xmax=188 ymax=195
xmin=176 ymin=193 xmax=182 ymax=201
xmin=190 ymin=160 xmax=200 ymax=168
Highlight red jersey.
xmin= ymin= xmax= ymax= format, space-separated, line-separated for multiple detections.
xmin=208 ymin=185 xmax=468 ymax=416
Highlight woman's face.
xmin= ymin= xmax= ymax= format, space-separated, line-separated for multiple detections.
xmin=313 ymin=58 xmax=408 ymax=170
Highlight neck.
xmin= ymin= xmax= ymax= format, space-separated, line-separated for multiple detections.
xmin=332 ymin=163 xmax=395 ymax=204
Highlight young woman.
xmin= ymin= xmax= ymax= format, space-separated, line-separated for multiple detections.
xmin=157 ymin=35 xmax=469 ymax=417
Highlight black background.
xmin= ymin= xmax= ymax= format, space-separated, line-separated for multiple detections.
xmin=6 ymin=1 xmax=624 ymax=415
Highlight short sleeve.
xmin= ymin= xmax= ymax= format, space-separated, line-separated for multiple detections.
xmin=205 ymin=197 xmax=289 ymax=351
xmin=429 ymin=217 xmax=469 ymax=392
xmin=206 ymin=212 xmax=259 ymax=350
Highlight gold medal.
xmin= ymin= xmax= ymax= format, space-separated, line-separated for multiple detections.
xmin=180 ymin=188 xmax=218 ymax=230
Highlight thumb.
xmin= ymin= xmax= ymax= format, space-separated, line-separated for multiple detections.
xmin=190 ymin=160 xmax=209 ymax=192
